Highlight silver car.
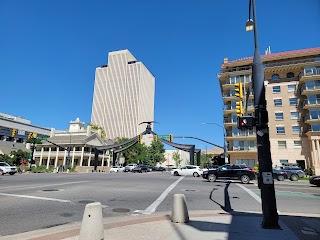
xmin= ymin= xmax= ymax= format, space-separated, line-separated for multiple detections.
xmin=0 ymin=162 xmax=17 ymax=175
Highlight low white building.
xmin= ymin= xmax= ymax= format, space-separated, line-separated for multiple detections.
xmin=160 ymin=150 xmax=190 ymax=168
xmin=33 ymin=118 xmax=113 ymax=171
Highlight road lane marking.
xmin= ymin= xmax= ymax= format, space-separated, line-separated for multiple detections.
xmin=0 ymin=181 xmax=91 ymax=191
xmin=0 ymin=193 xmax=71 ymax=203
xmin=138 ymin=176 xmax=185 ymax=215
xmin=236 ymin=183 xmax=261 ymax=204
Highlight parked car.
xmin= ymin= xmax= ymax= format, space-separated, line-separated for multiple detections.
xmin=309 ymin=175 xmax=320 ymax=187
xmin=272 ymin=168 xmax=288 ymax=181
xmin=171 ymin=165 xmax=203 ymax=177
xmin=278 ymin=166 xmax=304 ymax=181
xmin=155 ymin=167 xmax=166 ymax=172
xmin=109 ymin=166 xmax=125 ymax=173
xmin=202 ymin=164 xmax=255 ymax=184
xmin=124 ymin=164 xmax=137 ymax=172
xmin=146 ymin=165 xmax=155 ymax=172
xmin=132 ymin=165 xmax=149 ymax=173
xmin=0 ymin=162 xmax=17 ymax=175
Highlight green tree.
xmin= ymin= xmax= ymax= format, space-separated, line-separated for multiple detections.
xmin=0 ymin=154 xmax=12 ymax=165
xmin=146 ymin=141 xmax=165 ymax=166
xmin=10 ymin=149 xmax=30 ymax=165
xmin=114 ymin=137 xmax=148 ymax=165
xmin=88 ymin=123 xmax=106 ymax=139
xmin=200 ymin=153 xmax=213 ymax=167
xmin=172 ymin=150 xmax=182 ymax=167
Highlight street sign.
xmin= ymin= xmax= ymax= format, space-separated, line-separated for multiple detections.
xmin=157 ymin=135 xmax=169 ymax=139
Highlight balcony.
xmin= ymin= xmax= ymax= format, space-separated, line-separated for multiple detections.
xmin=303 ymin=114 xmax=320 ymax=124
xmin=302 ymin=99 xmax=320 ymax=109
xmin=228 ymin=146 xmax=257 ymax=152
xmin=225 ymin=131 xmax=256 ymax=140
xmin=265 ymin=57 xmax=317 ymax=69
xmin=300 ymin=85 xmax=320 ymax=95
xmin=299 ymin=67 xmax=320 ymax=83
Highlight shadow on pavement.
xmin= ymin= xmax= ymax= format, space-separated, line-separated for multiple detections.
xmin=176 ymin=181 xmax=320 ymax=240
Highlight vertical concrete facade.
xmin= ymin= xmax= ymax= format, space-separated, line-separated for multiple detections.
xmin=91 ymin=50 xmax=155 ymax=140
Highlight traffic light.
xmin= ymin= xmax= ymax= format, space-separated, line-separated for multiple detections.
xmin=138 ymin=134 xmax=142 ymax=144
xmin=169 ymin=134 xmax=173 ymax=142
xmin=11 ymin=129 xmax=17 ymax=137
xmin=236 ymin=101 xmax=243 ymax=116
xmin=234 ymin=83 xmax=243 ymax=99
xmin=153 ymin=135 xmax=158 ymax=142
xmin=28 ymin=132 xmax=34 ymax=139
xmin=237 ymin=116 xmax=255 ymax=129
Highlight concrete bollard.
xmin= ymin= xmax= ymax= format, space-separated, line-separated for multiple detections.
xmin=79 ymin=202 xmax=104 ymax=240
xmin=171 ymin=194 xmax=189 ymax=223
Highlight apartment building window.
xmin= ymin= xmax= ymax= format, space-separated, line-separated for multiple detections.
xmin=306 ymin=80 xmax=320 ymax=90
xmin=273 ymin=86 xmax=281 ymax=93
xmin=235 ymin=159 xmax=255 ymax=167
xmin=276 ymin=126 xmax=285 ymax=134
xmin=311 ymin=124 xmax=320 ymax=131
xmin=278 ymin=141 xmax=287 ymax=148
xmin=288 ymin=85 xmax=296 ymax=92
xmin=272 ymin=74 xmax=280 ymax=80
xmin=231 ymin=114 xmax=237 ymax=123
xmin=307 ymin=94 xmax=320 ymax=104
xmin=229 ymin=74 xmax=251 ymax=84
xmin=294 ymin=141 xmax=302 ymax=147
xmin=310 ymin=109 xmax=320 ymax=120
xmin=275 ymin=112 xmax=284 ymax=120
xmin=292 ymin=126 xmax=300 ymax=134
xmin=274 ymin=99 xmax=282 ymax=106
xmin=280 ymin=159 xmax=289 ymax=165
xmin=290 ymin=111 xmax=299 ymax=119
xmin=289 ymin=98 xmax=297 ymax=105
xmin=287 ymin=72 xmax=294 ymax=78
xmin=233 ymin=140 xmax=255 ymax=151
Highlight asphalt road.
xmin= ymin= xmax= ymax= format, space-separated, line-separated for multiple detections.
xmin=0 ymin=172 xmax=319 ymax=237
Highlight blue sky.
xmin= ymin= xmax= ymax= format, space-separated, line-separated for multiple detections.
xmin=1 ymin=0 xmax=319 ymax=150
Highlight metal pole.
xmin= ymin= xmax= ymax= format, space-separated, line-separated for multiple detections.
xmin=251 ymin=0 xmax=280 ymax=229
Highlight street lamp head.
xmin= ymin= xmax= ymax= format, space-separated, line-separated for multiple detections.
xmin=246 ymin=19 xmax=254 ymax=31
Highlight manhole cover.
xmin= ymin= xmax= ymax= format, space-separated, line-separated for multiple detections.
xmin=78 ymin=200 xmax=95 ymax=204
xmin=112 ymin=208 xmax=130 ymax=213
xmin=42 ymin=189 xmax=59 ymax=192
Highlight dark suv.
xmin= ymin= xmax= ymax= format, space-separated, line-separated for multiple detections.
xmin=278 ymin=166 xmax=304 ymax=181
xmin=202 ymin=164 xmax=255 ymax=184
xmin=132 ymin=165 xmax=148 ymax=173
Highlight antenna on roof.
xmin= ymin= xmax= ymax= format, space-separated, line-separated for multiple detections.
xmin=265 ymin=46 xmax=271 ymax=55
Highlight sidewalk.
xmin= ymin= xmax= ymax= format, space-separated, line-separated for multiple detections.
xmin=1 ymin=210 xmax=319 ymax=240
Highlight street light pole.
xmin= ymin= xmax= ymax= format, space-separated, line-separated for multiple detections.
xmin=247 ymin=0 xmax=280 ymax=229
xmin=201 ymin=122 xmax=227 ymax=163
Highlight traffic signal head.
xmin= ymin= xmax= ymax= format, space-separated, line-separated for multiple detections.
xmin=237 ymin=116 xmax=255 ymax=129
xmin=138 ymin=134 xmax=142 ymax=144
xmin=28 ymin=133 xmax=33 ymax=139
xmin=153 ymin=135 xmax=158 ymax=142
xmin=11 ymin=129 xmax=17 ymax=137
xmin=234 ymin=83 xmax=243 ymax=99
xmin=169 ymin=134 xmax=173 ymax=142
xmin=236 ymin=101 xmax=243 ymax=116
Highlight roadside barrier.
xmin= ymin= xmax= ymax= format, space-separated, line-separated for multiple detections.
xmin=171 ymin=194 xmax=189 ymax=223
xmin=79 ymin=202 xmax=104 ymax=240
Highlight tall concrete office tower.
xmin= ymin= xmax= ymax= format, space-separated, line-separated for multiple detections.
xmin=91 ymin=50 xmax=155 ymax=140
